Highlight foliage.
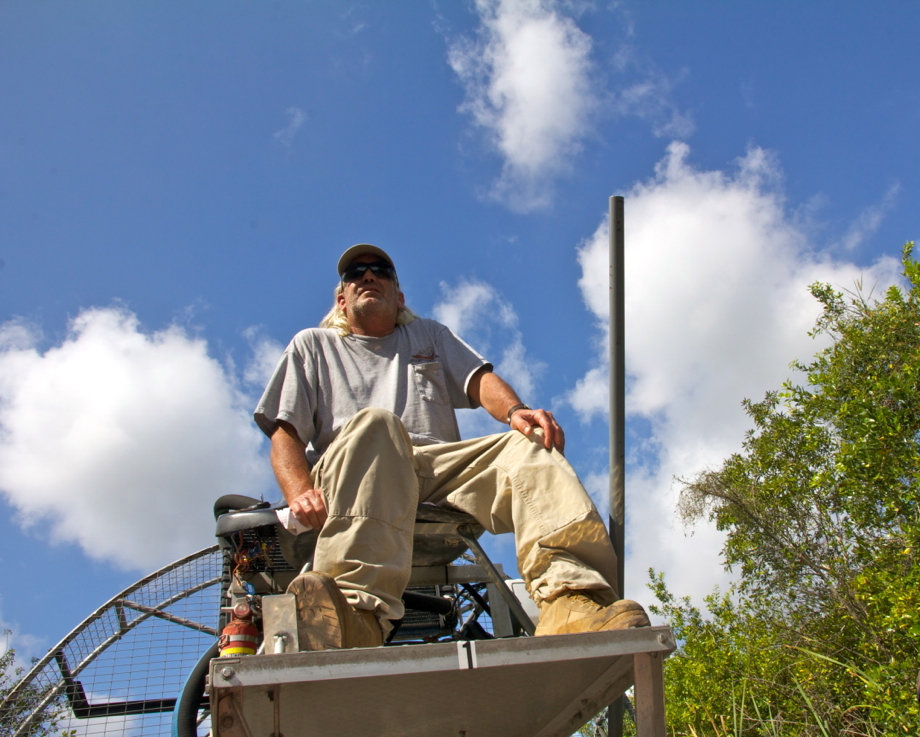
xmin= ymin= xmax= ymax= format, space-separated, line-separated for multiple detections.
xmin=652 ymin=243 xmax=920 ymax=735
xmin=0 ymin=631 xmax=68 ymax=737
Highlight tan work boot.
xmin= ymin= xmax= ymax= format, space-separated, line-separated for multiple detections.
xmin=535 ymin=593 xmax=650 ymax=636
xmin=286 ymin=571 xmax=383 ymax=651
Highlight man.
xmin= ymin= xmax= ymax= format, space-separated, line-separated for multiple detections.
xmin=255 ymin=244 xmax=649 ymax=650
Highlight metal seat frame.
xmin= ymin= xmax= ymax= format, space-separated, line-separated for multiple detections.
xmin=212 ymin=496 xmax=535 ymax=640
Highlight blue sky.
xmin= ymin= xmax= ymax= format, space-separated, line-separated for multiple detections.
xmin=1 ymin=1 xmax=918 ymax=658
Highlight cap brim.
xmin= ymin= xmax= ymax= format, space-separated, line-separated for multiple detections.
xmin=337 ymin=244 xmax=396 ymax=276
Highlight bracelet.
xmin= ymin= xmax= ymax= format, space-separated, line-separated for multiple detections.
xmin=507 ymin=403 xmax=531 ymax=424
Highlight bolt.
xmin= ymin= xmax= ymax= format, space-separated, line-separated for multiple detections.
xmin=221 ymin=666 xmax=235 ymax=679
xmin=658 ymin=633 xmax=668 ymax=645
xmin=221 ymin=715 xmax=235 ymax=728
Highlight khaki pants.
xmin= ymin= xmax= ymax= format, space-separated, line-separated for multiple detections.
xmin=312 ymin=408 xmax=619 ymax=624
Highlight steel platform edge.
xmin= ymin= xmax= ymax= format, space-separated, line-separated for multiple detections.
xmin=210 ymin=624 xmax=676 ymax=737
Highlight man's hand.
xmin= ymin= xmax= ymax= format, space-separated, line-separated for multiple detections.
xmin=289 ymin=487 xmax=328 ymax=530
xmin=510 ymin=407 xmax=565 ymax=454
xmin=468 ymin=368 xmax=566 ymax=454
xmin=270 ymin=420 xmax=328 ymax=529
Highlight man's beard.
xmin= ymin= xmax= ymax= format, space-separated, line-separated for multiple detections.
xmin=351 ymin=292 xmax=396 ymax=321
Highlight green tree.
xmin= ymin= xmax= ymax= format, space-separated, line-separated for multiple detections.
xmin=652 ymin=243 xmax=920 ymax=736
xmin=0 ymin=632 xmax=69 ymax=737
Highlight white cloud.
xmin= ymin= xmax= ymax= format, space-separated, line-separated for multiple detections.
xmin=431 ymin=280 xmax=501 ymax=338
xmin=447 ymin=1 xmax=693 ymax=211
xmin=565 ymin=365 xmax=608 ymax=423
xmin=840 ymin=182 xmax=900 ymax=251
xmin=495 ymin=334 xmax=538 ymax=399
xmin=0 ymin=308 xmax=275 ymax=573
xmin=432 ymin=279 xmax=544 ymax=438
xmin=242 ymin=327 xmax=285 ymax=387
xmin=273 ymin=106 xmax=306 ymax=147
xmin=0 ymin=603 xmax=45 ymax=669
xmin=564 ymin=141 xmax=901 ymax=606
xmin=604 ymin=13 xmax=695 ymax=139
xmin=448 ymin=0 xmax=598 ymax=212
xmin=615 ymin=71 xmax=695 ymax=139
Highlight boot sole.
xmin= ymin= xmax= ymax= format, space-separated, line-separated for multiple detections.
xmin=535 ymin=598 xmax=651 ymax=636
xmin=554 ymin=610 xmax=650 ymax=635
xmin=287 ymin=572 xmax=350 ymax=651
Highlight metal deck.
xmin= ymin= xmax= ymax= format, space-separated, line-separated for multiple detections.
xmin=210 ymin=625 xmax=675 ymax=737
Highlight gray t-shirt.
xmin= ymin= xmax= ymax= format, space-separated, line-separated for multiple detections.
xmin=254 ymin=318 xmax=491 ymax=465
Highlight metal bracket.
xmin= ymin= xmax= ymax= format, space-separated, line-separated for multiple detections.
xmin=216 ymin=693 xmax=254 ymax=737
xmin=456 ymin=525 xmax=537 ymax=636
xmin=262 ymin=594 xmax=300 ymax=654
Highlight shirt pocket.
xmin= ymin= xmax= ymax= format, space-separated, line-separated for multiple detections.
xmin=411 ymin=362 xmax=449 ymax=406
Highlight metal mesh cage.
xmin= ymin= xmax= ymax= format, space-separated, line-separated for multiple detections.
xmin=3 ymin=534 xmax=512 ymax=735
xmin=0 ymin=546 xmax=221 ymax=737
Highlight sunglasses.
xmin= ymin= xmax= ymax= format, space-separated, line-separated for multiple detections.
xmin=341 ymin=261 xmax=397 ymax=283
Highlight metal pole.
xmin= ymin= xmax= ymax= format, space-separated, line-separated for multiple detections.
xmin=608 ymin=195 xmax=626 ymax=737
xmin=609 ymin=195 xmax=625 ymax=597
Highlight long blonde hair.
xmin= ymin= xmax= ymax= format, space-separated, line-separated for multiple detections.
xmin=320 ymin=284 xmax=419 ymax=336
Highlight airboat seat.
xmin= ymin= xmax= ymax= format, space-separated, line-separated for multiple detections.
xmin=212 ymin=494 xmax=536 ymax=644
xmin=213 ymin=495 xmax=487 ymax=571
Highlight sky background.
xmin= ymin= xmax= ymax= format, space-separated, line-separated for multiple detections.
xmin=1 ymin=0 xmax=918 ymax=663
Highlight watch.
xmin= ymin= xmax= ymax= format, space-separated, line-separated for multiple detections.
xmin=507 ymin=403 xmax=531 ymax=423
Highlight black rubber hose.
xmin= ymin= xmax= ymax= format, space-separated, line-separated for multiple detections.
xmin=173 ymin=640 xmax=220 ymax=737
xmin=402 ymin=590 xmax=454 ymax=616
xmin=213 ymin=495 xmax=262 ymax=520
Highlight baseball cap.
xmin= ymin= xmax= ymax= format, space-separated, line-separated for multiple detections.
xmin=337 ymin=244 xmax=396 ymax=277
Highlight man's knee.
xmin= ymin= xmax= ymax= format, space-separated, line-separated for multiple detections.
xmin=341 ymin=408 xmax=412 ymax=451
xmin=504 ymin=426 xmax=558 ymax=458
xmin=349 ymin=407 xmax=404 ymax=433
